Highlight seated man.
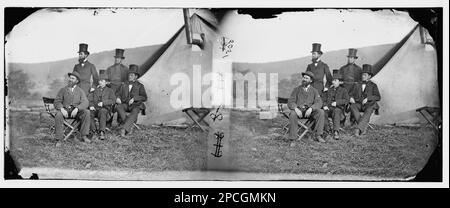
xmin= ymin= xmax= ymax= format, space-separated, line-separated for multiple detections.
xmin=115 ymin=64 xmax=147 ymax=137
xmin=287 ymin=71 xmax=326 ymax=142
xmin=88 ymin=70 xmax=116 ymax=140
xmin=54 ymin=71 xmax=91 ymax=144
xmin=322 ymin=69 xmax=349 ymax=140
xmin=349 ymin=64 xmax=381 ymax=136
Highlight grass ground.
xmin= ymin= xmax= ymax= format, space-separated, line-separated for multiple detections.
xmin=7 ymin=109 xmax=438 ymax=179
xmin=228 ymin=110 xmax=438 ymax=179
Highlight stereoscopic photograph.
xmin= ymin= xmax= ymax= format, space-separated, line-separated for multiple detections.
xmin=3 ymin=7 xmax=443 ymax=182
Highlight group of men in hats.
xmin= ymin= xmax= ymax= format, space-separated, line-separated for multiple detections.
xmin=53 ymin=43 xmax=147 ymax=144
xmin=288 ymin=43 xmax=381 ymax=142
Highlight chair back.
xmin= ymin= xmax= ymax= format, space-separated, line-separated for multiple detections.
xmin=42 ymin=97 xmax=55 ymax=114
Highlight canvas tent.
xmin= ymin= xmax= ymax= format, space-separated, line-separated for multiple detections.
xmin=137 ymin=13 xmax=218 ymax=125
xmin=370 ymin=24 xmax=439 ymax=124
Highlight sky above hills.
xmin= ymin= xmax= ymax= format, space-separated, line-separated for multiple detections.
xmin=220 ymin=9 xmax=418 ymax=63
xmin=5 ymin=8 xmax=188 ymax=63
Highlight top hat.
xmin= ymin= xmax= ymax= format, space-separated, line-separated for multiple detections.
xmin=362 ymin=64 xmax=373 ymax=76
xmin=311 ymin=43 xmax=322 ymax=54
xmin=301 ymin=71 xmax=315 ymax=80
xmin=114 ymin=49 xmax=125 ymax=59
xmin=128 ymin=64 xmax=140 ymax=77
xmin=78 ymin=43 xmax=89 ymax=54
xmin=332 ymin=69 xmax=343 ymax=80
xmin=68 ymin=71 xmax=81 ymax=81
xmin=347 ymin=48 xmax=358 ymax=58
xmin=98 ymin=70 xmax=109 ymax=81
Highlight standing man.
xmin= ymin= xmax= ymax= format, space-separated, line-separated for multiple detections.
xmin=322 ymin=70 xmax=349 ymax=140
xmin=288 ymin=71 xmax=326 ymax=142
xmin=73 ymin=43 xmax=99 ymax=96
xmin=54 ymin=71 xmax=91 ymax=145
xmin=349 ymin=64 xmax=381 ymax=137
xmin=106 ymin=48 xmax=129 ymax=92
xmin=306 ymin=43 xmax=333 ymax=97
xmin=116 ymin=64 xmax=147 ymax=137
xmin=88 ymin=70 xmax=116 ymax=140
xmin=338 ymin=48 xmax=362 ymax=93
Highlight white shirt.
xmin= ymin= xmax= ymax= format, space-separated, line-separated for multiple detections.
xmin=303 ymin=85 xmax=310 ymax=92
xmin=70 ymin=85 xmax=77 ymax=92
xmin=362 ymin=83 xmax=366 ymax=92
xmin=128 ymin=84 xmax=133 ymax=92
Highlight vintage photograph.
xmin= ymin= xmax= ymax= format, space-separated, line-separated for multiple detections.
xmin=2 ymin=7 xmax=444 ymax=182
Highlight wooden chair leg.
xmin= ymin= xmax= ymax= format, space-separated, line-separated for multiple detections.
xmin=133 ymin=123 xmax=141 ymax=130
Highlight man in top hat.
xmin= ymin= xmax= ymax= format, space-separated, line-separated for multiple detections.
xmin=115 ymin=64 xmax=147 ymax=137
xmin=322 ymin=69 xmax=350 ymax=140
xmin=306 ymin=43 xmax=333 ymax=97
xmin=287 ymin=71 xmax=326 ymax=142
xmin=73 ymin=43 xmax=99 ymax=96
xmin=349 ymin=64 xmax=381 ymax=137
xmin=54 ymin=71 xmax=91 ymax=145
xmin=338 ymin=48 xmax=363 ymax=92
xmin=106 ymin=48 xmax=129 ymax=92
xmin=88 ymin=70 xmax=116 ymax=140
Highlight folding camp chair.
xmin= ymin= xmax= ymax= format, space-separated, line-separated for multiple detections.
xmin=416 ymin=106 xmax=441 ymax=132
xmin=42 ymin=97 xmax=80 ymax=141
xmin=182 ymin=107 xmax=211 ymax=132
xmin=277 ymin=97 xmax=313 ymax=140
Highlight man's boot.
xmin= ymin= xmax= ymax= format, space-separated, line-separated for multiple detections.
xmin=99 ymin=131 xmax=106 ymax=140
xmin=316 ymin=134 xmax=326 ymax=143
xmin=334 ymin=130 xmax=340 ymax=140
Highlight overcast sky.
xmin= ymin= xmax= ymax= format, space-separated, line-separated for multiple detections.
xmin=5 ymin=8 xmax=187 ymax=63
xmin=220 ymin=9 xmax=418 ymax=63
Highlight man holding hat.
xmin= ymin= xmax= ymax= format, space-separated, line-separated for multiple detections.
xmin=106 ymin=48 xmax=129 ymax=92
xmin=54 ymin=71 xmax=91 ymax=144
xmin=349 ymin=64 xmax=381 ymax=137
xmin=73 ymin=43 xmax=100 ymax=96
xmin=338 ymin=48 xmax=363 ymax=92
xmin=88 ymin=70 xmax=116 ymax=140
xmin=322 ymin=69 xmax=350 ymax=140
xmin=115 ymin=64 xmax=148 ymax=137
xmin=306 ymin=43 xmax=333 ymax=97
xmin=287 ymin=71 xmax=326 ymax=142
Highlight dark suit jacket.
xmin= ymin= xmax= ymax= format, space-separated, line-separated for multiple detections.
xmin=88 ymin=86 xmax=116 ymax=111
xmin=349 ymin=80 xmax=381 ymax=109
xmin=306 ymin=60 xmax=333 ymax=92
xmin=288 ymin=85 xmax=323 ymax=111
xmin=106 ymin=64 xmax=129 ymax=91
xmin=116 ymin=81 xmax=147 ymax=110
xmin=323 ymin=85 xmax=349 ymax=109
xmin=339 ymin=63 xmax=362 ymax=83
xmin=73 ymin=60 xmax=99 ymax=95
xmin=54 ymin=85 xmax=89 ymax=110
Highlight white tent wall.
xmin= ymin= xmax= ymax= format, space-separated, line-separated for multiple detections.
xmin=371 ymin=25 xmax=440 ymax=124
xmin=137 ymin=14 xmax=217 ymax=125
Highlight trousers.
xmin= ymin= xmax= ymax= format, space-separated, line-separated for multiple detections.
xmin=55 ymin=109 xmax=90 ymax=139
xmin=90 ymin=108 xmax=111 ymax=132
xmin=116 ymin=103 xmax=141 ymax=132
xmin=289 ymin=108 xmax=325 ymax=139
xmin=349 ymin=103 xmax=375 ymax=132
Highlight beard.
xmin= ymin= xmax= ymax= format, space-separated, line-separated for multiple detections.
xmin=68 ymin=80 xmax=77 ymax=87
xmin=78 ymin=58 xmax=85 ymax=63
xmin=301 ymin=80 xmax=310 ymax=87
xmin=311 ymin=57 xmax=318 ymax=63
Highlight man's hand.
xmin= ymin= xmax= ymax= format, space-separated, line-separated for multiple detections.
xmin=98 ymin=102 xmax=103 ymax=107
xmin=128 ymin=98 xmax=134 ymax=105
xmin=305 ymin=107 xmax=313 ymax=118
xmin=350 ymin=97 xmax=355 ymax=104
xmin=71 ymin=107 xmax=78 ymax=118
xmin=323 ymin=106 xmax=329 ymax=111
xmin=61 ymin=108 xmax=68 ymax=118
xmin=362 ymin=98 xmax=368 ymax=105
xmin=323 ymin=87 xmax=328 ymax=92
xmin=90 ymin=88 xmax=95 ymax=93
xmin=116 ymin=98 xmax=122 ymax=104
xmin=294 ymin=108 xmax=303 ymax=118
xmin=331 ymin=102 xmax=337 ymax=107
xmin=89 ymin=106 xmax=95 ymax=111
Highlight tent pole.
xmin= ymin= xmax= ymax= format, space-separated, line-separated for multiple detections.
xmin=183 ymin=9 xmax=192 ymax=44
